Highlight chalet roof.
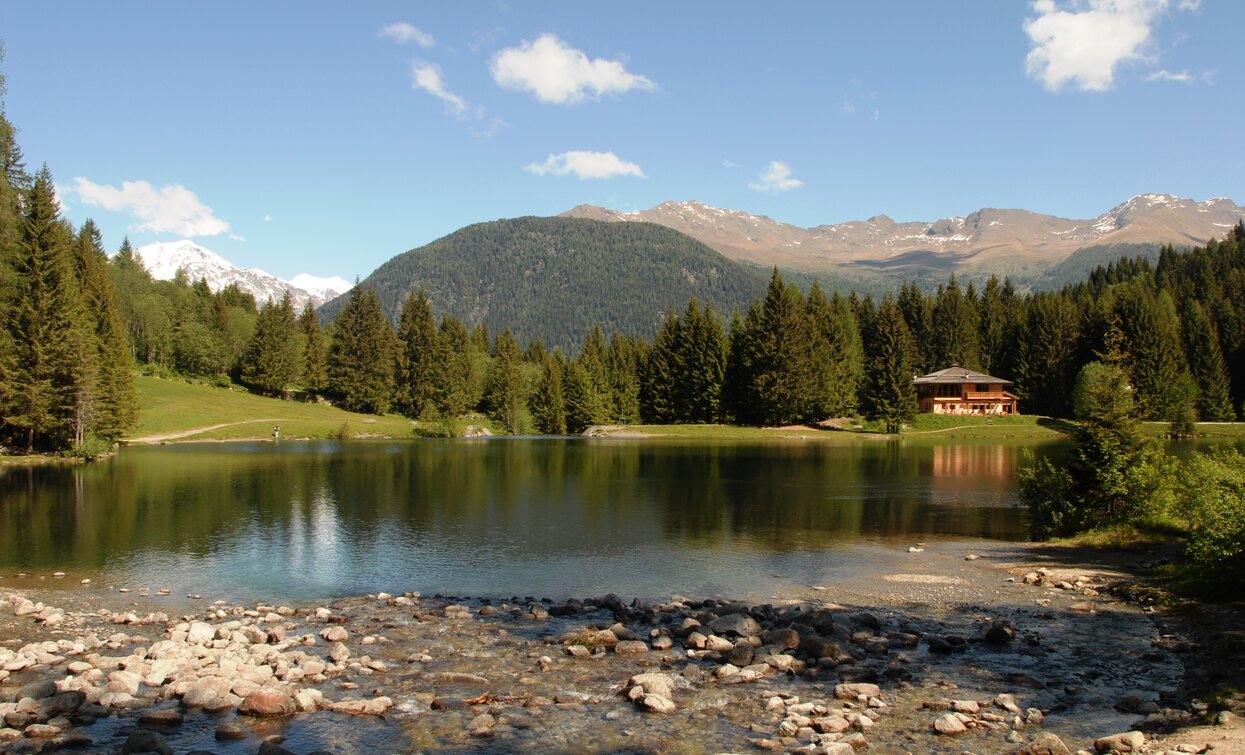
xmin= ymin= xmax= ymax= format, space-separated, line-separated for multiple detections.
xmin=913 ymin=365 xmax=1013 ymax=385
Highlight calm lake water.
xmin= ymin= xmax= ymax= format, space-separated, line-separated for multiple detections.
xmin=0 ymin=439 xmax=1043 ymax=603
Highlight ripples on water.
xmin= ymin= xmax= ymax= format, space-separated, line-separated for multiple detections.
xmin=0 ymin=439 xmax=1042 ymax=602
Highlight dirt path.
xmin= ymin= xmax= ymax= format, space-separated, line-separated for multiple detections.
xmin=125 ymin=418 xmax=288 ymax=444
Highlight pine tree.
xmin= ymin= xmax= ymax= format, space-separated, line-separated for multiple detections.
xmin=897 ymin=282 xmax=933 ymax=373
xmin=563 ymin=360 xmax=603 ymax=434
xmin=1015 ymin=293 xmax=1080 ymax=417
xmin=327 ymin=287 xmax=395 ymax=414
xmin=298 ymin=303 xmax=327 ymax=394
xmin=979 ymin=276 xmax=1008 ymax=375
xmin=805 ymin=282 xmax=858 ymax=419
xmin=483 ymin=329 xmax=526 ymax=434
xmin=931 ymin=274 xmax=980 ymax=369
xmin=241 ymin=293 xmax=299 ymax=397
xmin=1115 ymin=284 xmax=1193 ymax=421
xmin=393 ymin=289 xmax=438 ymax=418
xmin=1181 ymin=301 xmax=1234 ymax=421
xmin=606 ymin=332 xmax=642 ymax=424
xmin=672 ymin=298 xmax=727 ymax=423
xmin=530 ymin=356 xmax=567 ymax=435
xmin=745 ymin=270 xmax=812 ymax=426
xmin=4 ymin=165 xmax=86 ymax=452
xmin=863 ymin=297 xmax=918 ymax=434
xmin=72 ymin=220 xmax=136 ymax=439
xmin=579 ymin=325 xmax=612 ymax=418
xmin=641 ymin=309 xmax=680 ymax=423
xmin=720 ymin=309 xmax=750 ymax=424
xmin=433 ymin=315 xmax=473 ymax=417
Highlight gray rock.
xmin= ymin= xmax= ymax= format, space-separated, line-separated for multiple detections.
xmin=626 ymin=672 xmax=675 ymax=700
xmin=119 ymin=728 xmax=173 ymax=755
xmin=726 ymin=642 xmax=755 ymax=667
xmin=933 ymin=713 xmax=967 ymax=735
xmin=985 ymin=619 xmax=1017 ymax=645
xmin=707 ymin=612 xmax=762 ymax=638
xmin=639 ymin=694 xmax=676 ymax=713
xmin=215 ymin=723 xmax=248 ymax=741
xmin=16 ymin=680 xmax=57 ymax=701
xmin=760 ymin=627 xmax=800 ymax=650
xmin=1093 ymin=731 xmax=1145 ymax=752
xmin=835 ymin=683 xmax=881 ymax=700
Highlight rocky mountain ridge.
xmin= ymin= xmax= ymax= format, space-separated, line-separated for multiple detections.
xmin=562 ymin=194 xmax=1244 ymax=276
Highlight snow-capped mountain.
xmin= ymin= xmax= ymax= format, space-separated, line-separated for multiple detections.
xmin=562 ymin=194 xmax=1244 ymax=275
xmin=130 ymin=240 xmax=350 ymax=310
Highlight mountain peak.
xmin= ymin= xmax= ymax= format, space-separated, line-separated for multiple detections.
xmin=130 ymin=240 xmax=350 ymax=310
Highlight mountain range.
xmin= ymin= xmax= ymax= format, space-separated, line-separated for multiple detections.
xmin=132 ymin=240 xmax=351 ymax=311
xmin=562 ymin=193 xmax=1244 ymax=280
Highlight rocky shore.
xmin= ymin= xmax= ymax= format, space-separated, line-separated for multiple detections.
xmin=1 ymin=552 xmax=1241 ymax=754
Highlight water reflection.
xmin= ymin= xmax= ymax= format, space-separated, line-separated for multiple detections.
xmin=0 ymin=440 xmax=1039 ymax=601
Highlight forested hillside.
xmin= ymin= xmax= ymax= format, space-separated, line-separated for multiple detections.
xmin=322 ymin=217 xmax=766 ymax=352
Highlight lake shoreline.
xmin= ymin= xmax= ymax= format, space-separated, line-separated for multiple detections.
xmin=2 ymin=542 xmax=1240 ymax=754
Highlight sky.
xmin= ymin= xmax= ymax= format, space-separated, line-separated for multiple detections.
xmin=3 ymin=1 xmax=1242 ymax=281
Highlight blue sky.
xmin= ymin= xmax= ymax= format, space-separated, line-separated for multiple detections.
xmin=3 ymin=1 xmax=1241 ymax=280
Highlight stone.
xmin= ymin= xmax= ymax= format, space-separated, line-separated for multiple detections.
xmin=38 ymin=691 xmax=85 ymax=717
xmin=258 ymin=742 xmax=297 ymax=755
xmin=705 ymin=634 xmax=735 ymax=653
xmin=319 ymin=626 xmax=348 ymax=642
xmin=626 ymin=672 xmax=675 ymax=700
xmin=119 ymin=729 xmax=173 ymax=755
xmin=185 ymin=622 xmax=214 ymax=644
xmin=330 ymin=697 xmax=393 ymax=716
xmin=469 ymin=713 xmax=496 ymax=731
xmin=215 ymin=723 xmax=247 ymax=741
xmin=614 ymin=640 xmax=648 ymax=655
xmin=761 ymin=628 xmax=801 ymax=650
xmin=1093 ymin=732 xmax=1145 ymax=752
xmin=138 ymin=708 xmax=184 ymax=726
xmin=985 ymin=619 xmax=1017 ymax=644
xmin=1009 ymin=733 xmax=1073 ymax=755
xmin=294 ymin=689 xmax=323 ymax=712
xmin=639 ymin=694 xmax=676 ymax=713
xmin=707 ymin=612 xmax=762 ymax=638
xmin=181 ymin=677 xmax=233 ymax=709
xmin=23 ymin=723 xmax=61 ymax=738
xmin=952 ymin=699 xmax=980 ymax=714
xmin=727 ymin=642 xmax=755 ymax=667
xmin=933 ymin=713 xmax=968 ymax=735
xmin=16 ymin=680 xmax=57 ymax=700
xmin=328 ymin=641 xmax=350 ymax=663
xmin=835 ymin=683 xmax=881 ymax=700
xmin=238 ymin=689 xmax=297 ymax=717
xmin=800 ymin=635 xmax=839 ymax=659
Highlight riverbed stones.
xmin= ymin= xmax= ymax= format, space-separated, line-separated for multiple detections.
xmin=185 ymin=622 xmax=214 ymax=644
xmin=239 ymin=689 xmax=297 ymax=717
xmin=986 ymin=618 xmax=1017 ymax=644
xmin=708 ymin=612 xmax=762 ymax=638
xmin=1010 ymin=732 xmax=1073 ymax=754
xmin=1094 ymin=731 xmax=1146 ymax=752
xmin=834 ymin=683 xmax=880 ymax=701
xmin=614 ymin=640 xmax=648 ymax=655
xmin=319 ymin=625 xmax=348 ymax=642
xmin=118 ymin=729 xmax=172 ymax=755
xmin=933 ymin=712 xmax=968 ymax=735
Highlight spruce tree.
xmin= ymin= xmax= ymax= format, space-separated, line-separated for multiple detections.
xmin=641 ymin=309 xmax=680 ymax=423
xmin=563 ymin=360 xmax=603 ymax=434
xmin=674 ymin=298 xmax=727 ymax=423
xmin=530 ymin=356 xmax=567 ymax=435
xmin=805 ymin=282 xmax=858 ymax=419
xmin=863 ymin=297 xmax=918 ymax=434
xmin=720 ymin=309 xmax=751 ymax=424
xmin=1181 ymin=301 xmax=1234 ymax=420
xmin=579 ymin=325 xmax=612 ymax=419
xmin=393 ymin=289 xmax=438 ymax=418
xmin=1014 ymin=293 xmax=1079 ymax=417
xmin=931 ymin=274 xmax=981 ymax=369
xmin=745 ymin=270 xmax=812 ymax=426
xmin=606 ymin=332 xmax=642 ymax=424
xmin=1116 ymin=284 xmax=1193 ymax=421
xmin=5 ymin=165 xmax=87 ymax=452
xmin=433 ymin=315 xmax=473 ymax=417
xmin=72 ymin=220 xmax=136 ymax=439
xmin=298 ymin=303 xmax=327 ymax=394
xmin=241 ymin=293 xmax=299 ymax=397
xmin=898 ymin=282 xmax=933 ymax=373
xmin=979 ymin=276 xmax=1008 ymax=375
xmin=327 ymin=287 xmax=395 ymax=414
xmin=483 ymin=328 xmax=526 ymax=434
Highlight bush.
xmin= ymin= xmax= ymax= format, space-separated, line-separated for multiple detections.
xmin=64 ymin=435 xmax=114 ymax=460
xmin=1181 ymin=447 xmax=1245 ymax=585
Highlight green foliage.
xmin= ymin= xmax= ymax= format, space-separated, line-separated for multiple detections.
xmin=322 ymin=216 xmax=766 ymax=353
xmin=240 ymin=293 xmax=299 ymax=396
xmin=1180 ymin=447 xmax=1245 ymax=585
xmin=483 ymin=329 xmax=527 ymax=434
xmin=930 ymin=275 xmax=980 ymax=369
xmin=393 ymin=289 xmax=438 ymax=418
xmin=529 ymin=356 xmax=567 ymax=435
xmin=563 ymin=360 xmax=603 ymax=434
xmin=298 ymin=302 xmax=327 ymax=394
xmin=862 ymin=297 xmax=918 ymax=434
xmin=327 ymin=287 xmax=395 ymax=414
xmin=739 ymin=270 xmax=815 ymax=425
xmin=1022 ymin=361 xmax=1178 ymax=537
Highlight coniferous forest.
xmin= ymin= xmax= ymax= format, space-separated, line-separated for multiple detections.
xmin=3 ymin=56 xmax=1245 ymax=452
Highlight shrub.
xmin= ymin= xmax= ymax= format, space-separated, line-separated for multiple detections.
xmin=1181 ymin=447 xmax=1245 ymax=585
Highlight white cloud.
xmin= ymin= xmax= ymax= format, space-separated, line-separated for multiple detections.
xmin=749 ymin=161 xmax=803 ymax=193
xmin=841 ymin=101 xmax=858 ymax=115
xmin=1144 ymin=68 xmax=1191 ymax=82
xmin=68 ymin=178 xmax=231 ymax=237
xmin=491 ymin=33 xmax=656 ymax=104
xmin=524 ymin=150 xmax=645 ymax=180
xmin=262 ymin=214 xmax=273 ymax=222
xmin=410 ymin=61 xmax=477 ymax=118
xmin=723 ymin=159 xmax=741 ymax=169
xmin=1024 ymin=0 xmax=1195 ymax=92
xmin=228 ymin=233 xmax=247 ymax=242
xmin=379 ymin=22 xmax=435 ymax=48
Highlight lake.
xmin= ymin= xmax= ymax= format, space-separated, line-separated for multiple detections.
xmin=0 ymin=439 xmax=1042 ymax=603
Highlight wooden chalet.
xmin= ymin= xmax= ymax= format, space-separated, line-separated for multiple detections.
xmin=913 ymin=364 xmax=1019 ymax=416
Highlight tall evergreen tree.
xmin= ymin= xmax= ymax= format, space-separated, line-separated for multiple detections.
xmin=563 ymin=360 xmax=603 ymax=434
xmin=978 ymin=275 xmax=1009 ymax=375
xmin=1015 ymin=293 xmax=1080 ymax=417
xmin=744 ymin=270 xmax=813 ymax=426
xmin=897 ymin=281 xmax=933 ymax=373
xmin=4 ymin=165 xmax=86 ymax=452
xmin=327 ymin=287 xmax=395 ymax=414
xmin=1115 ymin=284 xmax=1194 ymax=421
xmin=606 ymin=332 xmax=642 ymax=424
xmin=72 ymin=220 xmax=137 ymax=439
xmin=298 ymin=302 xmax=327 ymax=394
xmin=241 ymin=293 xmax=299 ymax=397
xmin=530 ymin=355 xmax=567 ymax=435
xmin=720 ymin=308 xmax=751 ymax=424
xmin=673 ymin=298 xmax=727 ymax=423
xmin=578 ymin=325 xmax=612 ymax=422
xmin=1181 ymin=301 xmax=1234 ymax=421
xmin=641 ymin=309 xmax=680 ymax=423
xmin=863 ymin=297 xmax=918 ymax=434
xmin=483 ymin=328 xmax=526 ymax=434
xmin=393 ymin=289 xmax=438 ymax=418
xmin=931 ymin=274 xmax=981 ymax=369
xmin=433 ymin=315 xmax=473 ymax=417
xmin=805 ymin=282 xmax=859 ymax=418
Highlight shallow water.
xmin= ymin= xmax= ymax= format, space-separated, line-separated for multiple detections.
xmin=0 ymin=439 xmax=1042 ymax=603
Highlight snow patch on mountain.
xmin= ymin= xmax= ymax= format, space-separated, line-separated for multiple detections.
xmin=130 ymin=240 xmax=350 ymax=310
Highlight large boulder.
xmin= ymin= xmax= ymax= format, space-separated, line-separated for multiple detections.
xmin=238 ymin=689 xmax=297 ymax=717
xmin=707 ymin=613 xmax=762 ymax=638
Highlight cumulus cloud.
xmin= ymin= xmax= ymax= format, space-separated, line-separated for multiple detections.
xmin=379 ymin=22 xmax=434 ymax=47
xmin=524 ymin=150 xmax=645 ymax=180
xmin=491 ymin=33 xmax=656 ymax=104
xmin=68 ymin=178 xmax=231 ymax=237
xmin=410 ymin=61 xmax=477 ymax=118
xmin=1024 ymin=0 xmax=1197 ymax=92
xmin=748 ymin=161 xmax=803 ymax=193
